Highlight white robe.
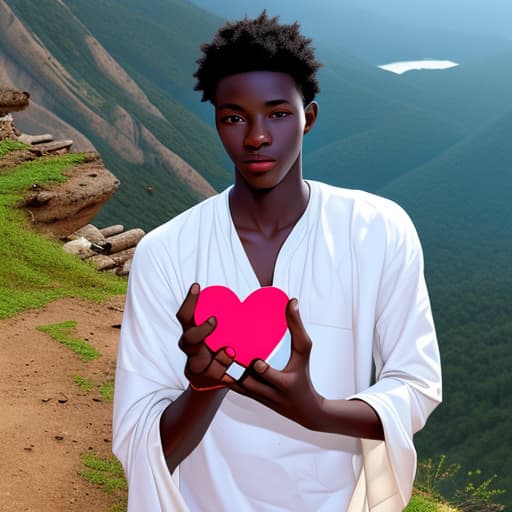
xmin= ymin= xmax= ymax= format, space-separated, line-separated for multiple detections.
xmin=113 ymin=179 xmax=442 ymax=511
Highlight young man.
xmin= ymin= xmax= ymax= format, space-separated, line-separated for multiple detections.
xmin=113 ymin=11 xmax=442 ymax=512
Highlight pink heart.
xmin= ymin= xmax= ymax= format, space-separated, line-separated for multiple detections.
xmin=194 ymin=285 xmax=289 ymax=367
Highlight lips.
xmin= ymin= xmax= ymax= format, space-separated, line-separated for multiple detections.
xmin=244 ymin=155 xmax=276 ymax=172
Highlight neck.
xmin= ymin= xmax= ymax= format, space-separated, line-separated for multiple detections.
xmin=229 ymin=160 xmax=310 ymax=237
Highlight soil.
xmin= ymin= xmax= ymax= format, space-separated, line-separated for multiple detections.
xmin=0 ymin=295 xmax=127 ymax=512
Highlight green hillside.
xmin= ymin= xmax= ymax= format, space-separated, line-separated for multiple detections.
xmin=399 ymin=50 xmax=512 ymax=129
xmin=380 ymin=110 xmax=512 ymax=509
xmin=0 ymin=141 xmax=125 ymax=318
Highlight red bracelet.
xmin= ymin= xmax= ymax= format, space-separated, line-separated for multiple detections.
xmin=190 ymin=383 xmax=226 ymax=392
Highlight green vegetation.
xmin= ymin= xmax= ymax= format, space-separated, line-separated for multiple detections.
xmin=73 ymin=375 xmax=95 ymax=391
xmin=36 ymin=320 xmax=100 ymax=361
xmin=0 ymin=144 xmax=126 ymax=318
xmin=80 ymin=452 xmax=127 ymax=511
xmin=0 ymin=140 xmax=28 ymax=157
xmin=99 ymin=380 xmax=114 ymax=401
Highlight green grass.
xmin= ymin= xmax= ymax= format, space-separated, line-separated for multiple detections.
xmin=0 ymin=144 xmax=126 ymax=318
xmin=73 ymin=375 xmax=95 ymax=391
xmin=80 ymin=452 xmax=127 ymax=511
xmin=99 ymin=379 xmax=114 ymax=401
xmin=0 ymin=140 xmax=29 ymax=157
xmin=36 ymin=320 xmax=100 ymax=361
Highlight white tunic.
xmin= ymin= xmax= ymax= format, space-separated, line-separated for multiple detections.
xmin=113 ymin=179 xmax=442 ymax=511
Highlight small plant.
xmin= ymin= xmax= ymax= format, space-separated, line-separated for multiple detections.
xmin=36 ymin=320 xmax=100 ymax=361
xmin=73 ymin=375 xmax=94 ymax=391
xmin=414 ymin=455 xmax=506 ymax=512
xmin=452 ymin=470 xmax=505 ymax=512
xmin=99 ymin=379 xmax=114 ymax=401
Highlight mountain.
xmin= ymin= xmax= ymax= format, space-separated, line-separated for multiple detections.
xmin=187 ymin=0 xmax=512 ymax=65
xmin=398 ymin=50 xmax=512 ymax=130
xmin=0 ymin=0 xmax=232 ymax=231
xmin=379 ymin=110 xmax=512 ymax=506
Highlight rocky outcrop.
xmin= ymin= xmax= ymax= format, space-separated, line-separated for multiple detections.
xmin=1 ymin=86 xmax=144 ymax=272
xmin=22 ymin=152 xmax=120 ymax=237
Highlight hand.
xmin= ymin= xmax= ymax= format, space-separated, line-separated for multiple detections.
xmin=228 ymin=299 xmax=325 ymax=430
xmin=176 ymin=282 xmax=237 ymax=391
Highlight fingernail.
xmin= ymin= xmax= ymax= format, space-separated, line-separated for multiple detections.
xmin=191 ymin=283 xmax=199 ymax=294
xmin=253 ymin=360 xmax=267 ymax=373
xmin=208 ymin=316 xmax=216 ymax=326
xmin=225 ymin=347 xmax=236 ymax=358
xmin=291 ymin=298 xmax=298 ymax=310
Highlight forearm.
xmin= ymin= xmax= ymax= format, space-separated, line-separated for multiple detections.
xmin=160 ymin=385 xmax=228 ymax=474
xmin=313 ymin=397 xmax=384 ymax=440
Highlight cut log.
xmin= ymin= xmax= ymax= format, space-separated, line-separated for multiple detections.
xmin=88 ymin=254 xmax=116 ymax=271
xmin=99 ymin=224 xmax=124 ymax=237
xmin=105 ymin=228 xmax=145 ymax=253
xmin=109 ymin=247 xmax=135 ymax=266
xmin=17 ymin=133 xmax=54 ymax=145
xmin=116 ymin=257 xmax=133 ymax=276
xmin=69 ymin=224 xmax=106 ymax=245
xmin=29 ymin=139 xmax=73 ymax=156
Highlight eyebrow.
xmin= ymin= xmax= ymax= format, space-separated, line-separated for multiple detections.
xmin=217 ymin=99 xmax=291 ymax=110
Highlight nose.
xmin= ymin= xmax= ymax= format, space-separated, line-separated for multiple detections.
xmin=244 ymin=120 xmax=271 ymax=149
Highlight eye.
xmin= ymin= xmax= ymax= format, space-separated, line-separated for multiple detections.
xmin=223 ymin=114 xmax=245 ymax=124
xmin=271 ymin=111 xmax=291 ymax=119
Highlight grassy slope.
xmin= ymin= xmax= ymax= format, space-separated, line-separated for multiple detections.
xmin=0 ymin=141 xmax=126 ymax=318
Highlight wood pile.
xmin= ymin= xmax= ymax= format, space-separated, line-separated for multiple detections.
xmin=63 ymin=223 xmax=144 ymax=276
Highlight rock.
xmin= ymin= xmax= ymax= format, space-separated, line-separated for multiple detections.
xmin=62 ymin=237 xmax=94 ymax=258
xmin=0 ymin=113 xmax=19 ymax=140
xmin=21 ymin=152 xmax=120 ymax=238
xmin=0 ymin=89 xmax=30 ymax=115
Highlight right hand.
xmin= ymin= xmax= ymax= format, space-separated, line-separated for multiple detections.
xmin=176 ymin=282 xmax=237 ymax=391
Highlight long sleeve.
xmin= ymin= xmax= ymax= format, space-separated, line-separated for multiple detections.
xmin=348 ymin=199 xmax=442 ymax=511
xmin=112 ymin=231 xmax=190 ymax=511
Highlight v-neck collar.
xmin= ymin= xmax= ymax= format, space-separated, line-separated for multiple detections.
xmin=220 ymin=180 xmax=317 ymax=291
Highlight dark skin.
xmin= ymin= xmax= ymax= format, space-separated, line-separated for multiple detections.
xmin=160 ymin=71 xmax=384 ymax=475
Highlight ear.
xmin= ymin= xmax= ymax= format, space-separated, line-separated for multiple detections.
xmin=303 ymin=101 xmax=318 ymax=135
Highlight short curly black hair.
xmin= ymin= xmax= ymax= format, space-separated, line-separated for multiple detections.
xmin=193 ymin=10 xmax=322 ymax=106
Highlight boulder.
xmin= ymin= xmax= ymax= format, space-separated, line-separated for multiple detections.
xmin=21 ymin=152 xmax=120 ymax=238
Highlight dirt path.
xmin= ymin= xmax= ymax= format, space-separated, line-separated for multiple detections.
xmin=0 ymin=296 xmax=126 ymax=512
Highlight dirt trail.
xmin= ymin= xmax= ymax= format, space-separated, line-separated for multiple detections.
xmin=0 ymin=296 xmax=126 ymax=512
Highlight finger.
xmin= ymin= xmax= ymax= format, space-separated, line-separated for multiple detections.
xmin=250 ymin=359 xmax=289 ymax=391
xmin=237 ymin=373 xmax=281 ymax=405
xmin=178 ymin=316 xmax=216 ymax=355
xmin=176 ymin=282 xmax=200 ymax=330
xmin=286 ymin=299 xmax=312 ymax=358
xmin=205 ymin=347 xmax=237 ymax=381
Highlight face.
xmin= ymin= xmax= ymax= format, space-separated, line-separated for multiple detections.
xmin=214 ymin=71 xmax=317 ymax=190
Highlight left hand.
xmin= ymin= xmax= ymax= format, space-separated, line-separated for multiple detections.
xmin=228 ymin=298 xmax=325 ymax=430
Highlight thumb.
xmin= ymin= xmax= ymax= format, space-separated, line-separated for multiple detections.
xmin=286 ymin=299 xmax=312 ymax=358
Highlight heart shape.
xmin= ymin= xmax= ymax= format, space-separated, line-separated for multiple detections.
xmin=194 ymin=285 xmax=289 ymax=367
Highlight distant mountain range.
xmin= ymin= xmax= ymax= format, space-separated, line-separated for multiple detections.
xmin=1 ymin=0 xmax=510 ymax=506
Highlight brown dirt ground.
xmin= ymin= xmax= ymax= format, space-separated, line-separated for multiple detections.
xmin=0 ymin=295 xmax=126 ymax=512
